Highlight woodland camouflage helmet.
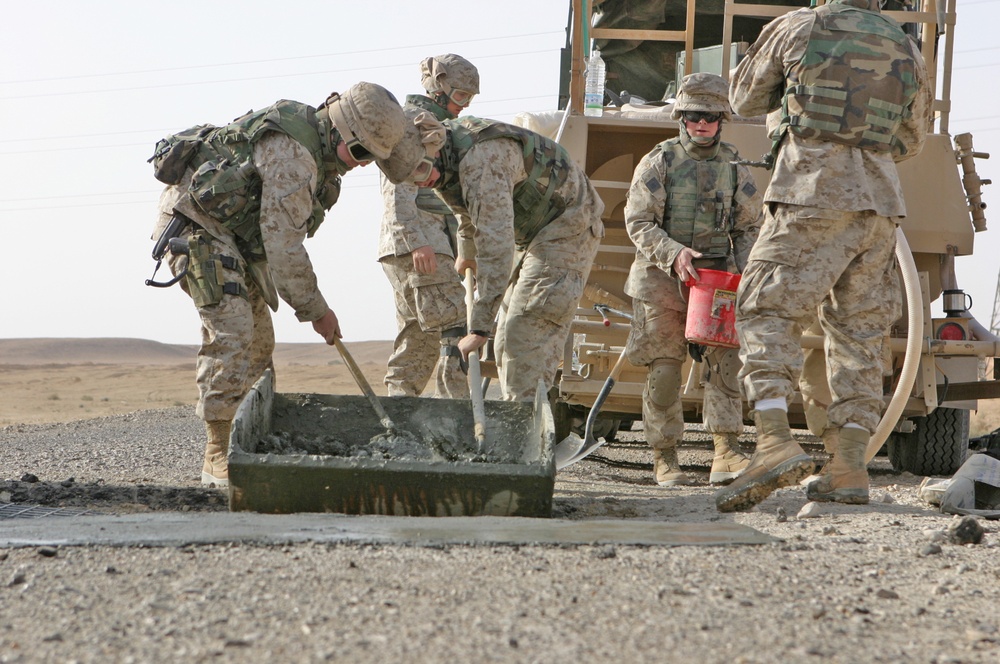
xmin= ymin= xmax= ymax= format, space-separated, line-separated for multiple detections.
xmin=671 ymin=72 xmax=733 ymax=122
xmin=377 ymin=109 xmax=447 ymax=185
xmin=325 ymin=82 xmax=406 ymax=161
xmin=421 ymin=54 xmax=480 ymax=107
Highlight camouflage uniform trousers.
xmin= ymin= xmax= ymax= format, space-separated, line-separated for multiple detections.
xmin=799 ymin=315 xmax=894 ymax=438
xmin=737 ymin=204 xmax=901 ymax=433
xmin=493 ymin=227 xmax=602 ymax=402
xmin=381 ymin=253 xmax=468 ymax=398
xmin=157 ymin=213 xmax=275 ymax=423
xmin=627 ymin=300 xmax=744 ymax=451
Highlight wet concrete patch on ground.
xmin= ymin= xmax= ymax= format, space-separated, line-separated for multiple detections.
xmin=0 ymin=479 xmax=228 ymax=514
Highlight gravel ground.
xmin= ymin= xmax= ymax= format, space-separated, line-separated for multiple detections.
xmin=2 ymin=407 xmax=999 ymax=663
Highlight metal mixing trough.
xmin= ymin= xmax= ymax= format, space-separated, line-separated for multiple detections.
xmin=227 ymin=370 xmax=555 ymax=516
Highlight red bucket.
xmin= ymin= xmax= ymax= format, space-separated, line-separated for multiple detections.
xmin=684 ymin=269 xmax=741 ymax=348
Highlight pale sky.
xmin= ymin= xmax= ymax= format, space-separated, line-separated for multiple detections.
xmin=1 ymin=1 xmax=997 ymax=346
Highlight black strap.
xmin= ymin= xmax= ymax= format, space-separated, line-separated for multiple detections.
xmin=222 ymin=282 xmax=248 ymax=298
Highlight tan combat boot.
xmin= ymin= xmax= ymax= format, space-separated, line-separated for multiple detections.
xmin=813 ymin=426 xmax=840 ymax=477
xmin=201 ymin=420 xmax=231 ymax=488
xmin=709 ymin=433 xmax=750 ymax=485
xmin=715 ymin=409 xmax=815 ymax=512
xmin=652 ymin=445 xmax=691 ymax=487
xmin=806 ymin=427 xmax=870 ymax=504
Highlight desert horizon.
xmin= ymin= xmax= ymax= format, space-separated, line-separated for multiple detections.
xmin=3 ymin=337 xmax=998 ymax=438
xmin=0 ymin=337 xmax=394 ymax=426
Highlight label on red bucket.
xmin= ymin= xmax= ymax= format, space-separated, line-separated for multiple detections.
xmin=684 ymin=270 xmax=741 ymax=348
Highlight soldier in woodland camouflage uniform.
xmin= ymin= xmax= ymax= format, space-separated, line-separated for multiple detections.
xmin=716 ymin=0 xmax=932 ymax=512
xmin=149 ymin=83 xmax=406 ymax=488
xmin=377 ymin=114 xmax=605 ymax=401
xmin=624 ymin=73 xmax=762 ymax=487
xmin=378 ymin=55 xmax=480 ymax=399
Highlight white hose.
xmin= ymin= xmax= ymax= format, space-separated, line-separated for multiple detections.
xmin=866 ymin=227 xmax=923 ymax=462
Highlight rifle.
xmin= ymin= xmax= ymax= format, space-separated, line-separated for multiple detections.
xmin=145 ymin=214 xmax=190 ymax=288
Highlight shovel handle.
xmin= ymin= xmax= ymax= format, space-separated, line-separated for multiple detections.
xmin=583 ymin=348 xmax=629 ymax=436
xmin=334 ymin=337 xmax=395 ymax=431
xmin=464 ymin=268 xmax=488 ymax=449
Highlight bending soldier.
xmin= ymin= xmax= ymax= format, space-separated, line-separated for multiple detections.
xmin=377 ymin=113 xmax=605 ymax=401
xmin=623 ymin=73 xmax=763 ymax=487
xmin=148 ymin=82 xmax=407 ymax=488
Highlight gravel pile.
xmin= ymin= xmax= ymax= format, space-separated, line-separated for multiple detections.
xmin=2 ymin=407 xmax=999 ymax=662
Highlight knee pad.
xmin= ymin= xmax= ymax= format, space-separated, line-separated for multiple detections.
xmin=647 ymin=360 xmax=682 ymax=409
xmin=702 ymin=347 xmax=742 ymax=398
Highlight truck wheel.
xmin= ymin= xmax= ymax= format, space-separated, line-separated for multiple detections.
xmin=886 ymin=407 xmax=970 ymax=476
xmin=590 ymin=418 xmax=622 ymax=443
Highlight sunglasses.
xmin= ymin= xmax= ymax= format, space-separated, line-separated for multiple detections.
xmin=406 ymin=156 xmax=436 ymax=184
xmin=682 ymin=111 xmax=721 ymax=123
xmin=447 ymin=88 xmax=476 ymax=108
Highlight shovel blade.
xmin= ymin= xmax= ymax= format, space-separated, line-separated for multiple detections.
xmin=554 ymin=433 xmax=586 ymax=470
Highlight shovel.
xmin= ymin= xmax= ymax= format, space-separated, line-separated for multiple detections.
xmin=464 ymin=268 xmax=488 ymax=451
xmin=554 ymin=346 xmax=629 ymax=470
xmin=333 ymin=336 xmax=396 ymax=432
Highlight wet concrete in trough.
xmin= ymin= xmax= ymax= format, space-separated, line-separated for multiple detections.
xmin=0 ymin=511 xmax=775 ymax=549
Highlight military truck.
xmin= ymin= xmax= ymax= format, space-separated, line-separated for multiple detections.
xmin=538 ymin=0 xmax=996 ymax=476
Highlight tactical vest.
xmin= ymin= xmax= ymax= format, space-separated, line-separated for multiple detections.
xmin=150 ymin=100 xmax=339 ymax=260
xmin=657 ymin=138 xmax=737 ymax=258
xmin=405 ymin=94 xmax=458 ymax=218
xmin=777 ymin=1 xmax=919 ymax=155
xmin=436 ymin=117 xmax=572 ymax=247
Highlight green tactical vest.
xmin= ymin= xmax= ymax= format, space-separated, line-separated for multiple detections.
xmin=777 ymin=1 xmax=919 ymax=156
xmin=656 ymin=138 xmax=737 ymax=258
xmin=405 ymin=94 xmax=458 ymax=218
xmin=435 ymin=117 xmax=573 ymax=247
xmin=182 ymin=101 xmax=338 ymax=260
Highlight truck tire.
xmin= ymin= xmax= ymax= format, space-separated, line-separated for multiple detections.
xmin=886 ymin=407 xmax=969 ymax=476
xmin=590 ymin=417 xmax=622 ymax=443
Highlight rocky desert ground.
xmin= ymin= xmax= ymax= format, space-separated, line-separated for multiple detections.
xmin=2 ymin=338 xmax=999 ymax=663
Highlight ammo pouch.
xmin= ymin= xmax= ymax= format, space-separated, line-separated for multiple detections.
xmin=189 ymin=157 xmax=262 ymax=235
xmin=185 ymin=231 xmax=248 ymax=308
xmin=148 ymin=125 xmax=215 ymax=185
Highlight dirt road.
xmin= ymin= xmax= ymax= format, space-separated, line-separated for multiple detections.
xmin=2 ymin=404 xmax=998 ymax=662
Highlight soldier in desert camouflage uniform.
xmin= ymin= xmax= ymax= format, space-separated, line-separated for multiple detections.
xmin=377 ymin=113 xmax=605 ymax=401
xmin=149 ymin=82 xmax=407 ymax=488
xmin=624 ymin=73 xmax=762 ymax=487
xmin=716 ymin=0 xmax=932 ymax=512
xmin=378 ymin=55 xmax=480 ymax=399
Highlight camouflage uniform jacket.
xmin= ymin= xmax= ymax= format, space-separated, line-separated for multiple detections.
xmin=166 ymin=132 xmax=332 ymax=322
xmin=445 ymin=138 xmax=604 ymax=332
xmin=624 ymin=135 xmax=762 ymax=311
xmin=730 ymin=0 xmax=932 ymax=217
xmin=377 ymin=94 xmax=456 ymax=260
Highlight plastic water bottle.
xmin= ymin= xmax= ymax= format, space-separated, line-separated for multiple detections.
xmin=584 ymin=49 xmax=606 ymax=117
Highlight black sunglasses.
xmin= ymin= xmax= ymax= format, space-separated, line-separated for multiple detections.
xmin=682 ymin=111 xmax=721 ymax=123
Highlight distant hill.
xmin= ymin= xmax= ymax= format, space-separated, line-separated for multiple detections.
xmin=0 ymin=338 xmax=393 ymax=367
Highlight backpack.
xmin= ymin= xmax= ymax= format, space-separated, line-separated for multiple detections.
xmin=147 ymin=124 xmax=216 ymax=185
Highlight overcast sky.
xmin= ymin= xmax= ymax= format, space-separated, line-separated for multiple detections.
xmin=1 ymin=1 xmax=997 ymax=346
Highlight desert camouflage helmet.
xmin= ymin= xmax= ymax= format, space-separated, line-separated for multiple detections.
xmin=420 ymin=54 xmax=481 ymax=97
xmin=325 ymin=82 xmax=406 ymax=161
xmin=377 ymin=109 xmax=447 ymax=185
xmin=671 ymin=72 xmax=733 ymax=122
